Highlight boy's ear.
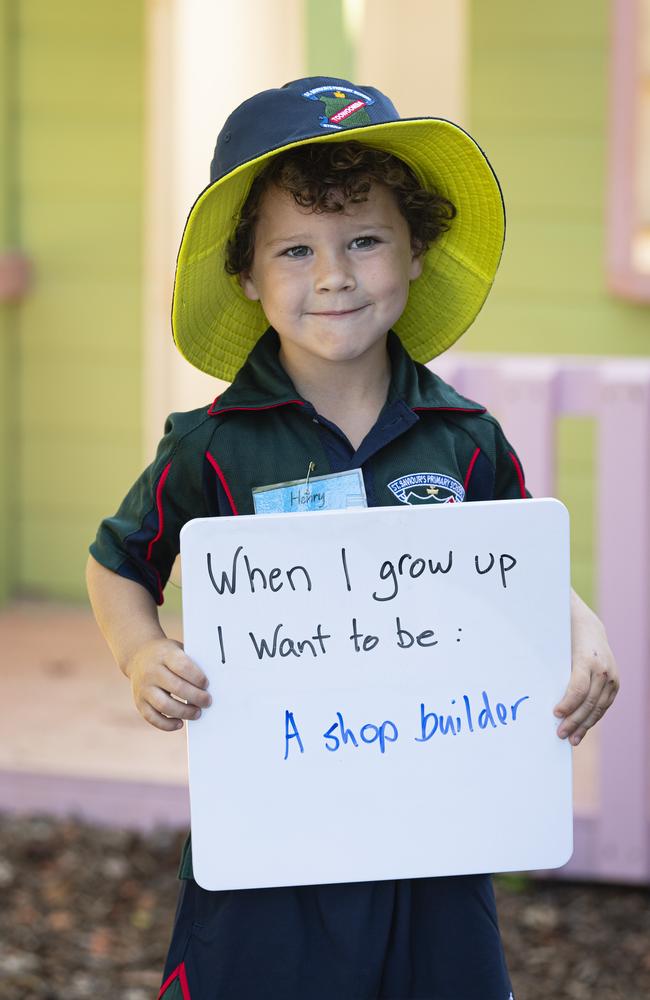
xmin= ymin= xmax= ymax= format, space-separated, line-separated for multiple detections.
xmin=409 ymin=250 xmax=424 ymax=282
xmin=239 ymin=270 xmax=260 ymax=302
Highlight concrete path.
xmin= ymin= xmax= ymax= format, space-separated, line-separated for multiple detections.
xmin=1 ymin=601 xmax=189 ymax=830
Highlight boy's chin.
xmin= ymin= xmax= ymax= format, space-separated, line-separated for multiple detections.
xmin=281 ymin=334 xmax=390 ymax=367
xmin=280 ymin=336 xmax=386 ymax=370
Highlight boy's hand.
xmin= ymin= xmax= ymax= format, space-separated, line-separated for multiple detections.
xmin=124 ymin=637 xmax=212 ymax=732
xmin=554 ymin=590 xmax=619 ymax=746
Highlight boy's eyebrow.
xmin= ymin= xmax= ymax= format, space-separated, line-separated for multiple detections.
xmin=265 ymin=224 xmax=395 ymax=247
xmin=265 ymin=233 xmax=312 ymax=247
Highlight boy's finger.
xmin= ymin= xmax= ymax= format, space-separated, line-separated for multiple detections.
xmin=553 ymin=667 xmax=590 ymax=719
xmin=558 ymin=673 xmax=606 ymax=733
xmin=556 ymin=673 xmax=608 ymax=739
xmin=149 ymin=688 xmax=204 ymax=721
xmin=140 ymin=701 xmax=185 ymax=732
xmin=166 ymin=646 xmax=210 ymax=689
xmin=162 ymin=667 xmax=212 ymax=708
xmin=564 ymin=676 xmax=620 ymax=745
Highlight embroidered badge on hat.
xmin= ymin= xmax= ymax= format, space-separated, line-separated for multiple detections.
xmin=302 ymin=84 xmax=375 ymax=130
xmin=388 ymin=472 xmax=465 ymax=505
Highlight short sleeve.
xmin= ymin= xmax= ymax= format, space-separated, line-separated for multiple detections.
xmin=493 ymin=424 xmax=531 ymax=500
xmin=89 ymin=411 xmax=210 ymax=604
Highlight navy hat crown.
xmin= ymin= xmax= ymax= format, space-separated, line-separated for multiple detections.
xmin=209 ymin=76 xmax=401 ymax=184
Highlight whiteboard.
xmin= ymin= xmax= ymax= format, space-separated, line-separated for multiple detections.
xmin=180 ymin=499 xmax=573 ymax=891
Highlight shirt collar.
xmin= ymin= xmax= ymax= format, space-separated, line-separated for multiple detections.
xmin=209 ymin=328 xmax=484 ymax=416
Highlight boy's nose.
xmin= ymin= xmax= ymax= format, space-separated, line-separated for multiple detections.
xmin=314 ymin=252 xmax=356 ymax=293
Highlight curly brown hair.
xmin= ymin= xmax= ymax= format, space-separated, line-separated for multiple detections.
xmin=225 ymin=141 xmax=456 ymax=276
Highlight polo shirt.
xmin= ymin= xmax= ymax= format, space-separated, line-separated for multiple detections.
xmin=91 ymin=328 xmax=526 ymax=600
xmin=90 ymin=327 xmax=528 ymax=879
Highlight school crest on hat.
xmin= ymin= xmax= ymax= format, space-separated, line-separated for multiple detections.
xmin=302 ymin=84 xmax=374 ymax=130
xmin=388 ymin=472 xmax=465 ymax=505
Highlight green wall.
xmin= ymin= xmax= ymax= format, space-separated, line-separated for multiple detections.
xmin=2 ymin=0 xmax=639 ymax=607
xmin=14 ymin=1 xmax=144 ymax=601
xmin=465 ymin=0 xmax=649 ymax=606
xmin=0 ymin=0 xmax=16 ymax=602
xmin=305 ymin=0 xmax=355 ymax=78
xmin=466 ymin=0 xmax=648 ymax=356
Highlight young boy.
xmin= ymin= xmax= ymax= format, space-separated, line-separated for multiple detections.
xmin=87 ymin=77 xmax=618 ymax=999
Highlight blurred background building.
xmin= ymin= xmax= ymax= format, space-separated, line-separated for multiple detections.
xmin=2 ymin=0 xmax=649 ymax=607
xmin=1 ymin=0 xmax=649 ymax=883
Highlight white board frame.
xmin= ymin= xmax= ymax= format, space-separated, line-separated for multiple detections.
xmin=180 ymin=499 xmax=573 ymax=890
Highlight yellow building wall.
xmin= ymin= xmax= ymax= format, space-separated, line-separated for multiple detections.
xmin=14 ymin=1 xmax=144 ymax=600
xmin=0 ymin=0 xmax=17 ymax=602
xmin=464 ymin=0 xmax=649 ymax=608
xmin=306 ymin=0 xmax=354 ymax=77
xmin=466 ymin=0 xmax=648 ymax=357
xmin=3 ymin=0 xmax=641 ymax=606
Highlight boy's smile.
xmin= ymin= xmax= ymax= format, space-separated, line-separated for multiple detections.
xmin=240 ymin=182 xmax=423 ymax=374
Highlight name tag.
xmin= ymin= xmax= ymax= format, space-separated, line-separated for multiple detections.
xmin=252 ymin=469 xmax=367 ymax=514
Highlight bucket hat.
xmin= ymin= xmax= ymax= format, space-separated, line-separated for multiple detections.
xmin=172 ymin=76 xmax=505 ymax=382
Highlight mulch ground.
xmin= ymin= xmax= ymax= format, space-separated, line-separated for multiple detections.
xmin=1 ymin=814 xmax=648 ymax=999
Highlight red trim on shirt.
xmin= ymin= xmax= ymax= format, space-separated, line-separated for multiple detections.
xmin=145 ymin=462 xmax=172 ymax=604
xmin=508 ymin=451 xmax=527 ymax=498
xmin=208 ymin=398 xmax=305 ymax=416
xmin=146 ymin=462 xmax=172 ymax=562
xmin=463 ymin=447 xmax=481 ymax=493
xmin=178 ymin=964 xmax=191 ymax=1000
xmin=158 ymin=962 xmax=191 ymax=999
xmin=206 ymin=451 xmax=239 ymax=515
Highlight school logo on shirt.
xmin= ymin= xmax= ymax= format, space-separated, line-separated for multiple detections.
xmin=302 ymin=85 xmax=374 ymax=130
xmin=387 ymin=472 xmax=465 ymax=505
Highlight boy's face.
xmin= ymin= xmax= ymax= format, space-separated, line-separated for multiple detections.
xmin=240 ymin=181 xmax=423 ymax=369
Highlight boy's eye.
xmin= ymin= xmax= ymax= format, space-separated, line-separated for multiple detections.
xmin=350 ymin=236 xmax=378 ymax=250
xmin=283 ymin=245 xmax=311 ymax=258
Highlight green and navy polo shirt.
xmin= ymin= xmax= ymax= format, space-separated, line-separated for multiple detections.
xmin=91 ymin=328 xmax=527 ymax=604
xmin=90 ymin=328 xmax=528 ymax=878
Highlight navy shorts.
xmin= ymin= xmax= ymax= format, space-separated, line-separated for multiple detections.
xmin=159 ymin=874 xmax=513 ymax=999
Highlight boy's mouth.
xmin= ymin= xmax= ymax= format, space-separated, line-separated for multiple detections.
xmin=308 ymin=305 xmax=369 ymax=317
